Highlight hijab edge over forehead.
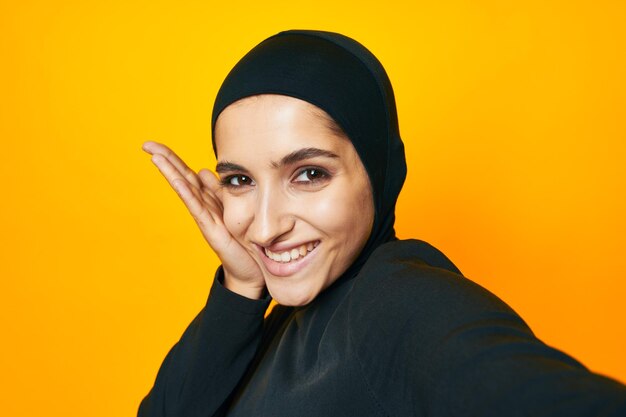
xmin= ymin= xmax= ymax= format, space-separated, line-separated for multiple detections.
xmin=211 ymin=30 xmax=398 ymax=146
xmin=210 ymin=29 xmax=407 ymax=291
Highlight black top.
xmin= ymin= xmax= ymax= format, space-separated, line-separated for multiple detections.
xmin=138 ymin=239 xmax=626 ymax=416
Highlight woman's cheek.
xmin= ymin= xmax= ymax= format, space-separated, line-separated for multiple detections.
xmin=305 ymin=188 xmax=361 ymax=236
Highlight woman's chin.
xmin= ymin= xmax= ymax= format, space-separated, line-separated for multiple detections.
xmin=266 ymin=282 xmax=319 ymax=307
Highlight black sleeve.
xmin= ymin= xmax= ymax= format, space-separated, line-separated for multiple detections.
xmin=348 ymin=243 xmax=626 ymax=417
xmin=138 ymin=267 xmax=271 ymax=417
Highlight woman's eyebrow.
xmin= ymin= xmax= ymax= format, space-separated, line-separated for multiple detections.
xmin=272 ymin=147 xmax=339 ymax=168
xmin=215 ymin=148 xmax=338 ymax=173
xmin=215 ymin=161 xmax=247 ymax=174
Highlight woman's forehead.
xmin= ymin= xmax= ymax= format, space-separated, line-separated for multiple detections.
xmin=216 ymin=94 xmax=328 ymax=126
xmin=214 ymin=95 xmax=353 ymax=161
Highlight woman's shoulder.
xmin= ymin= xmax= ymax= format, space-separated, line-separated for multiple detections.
xmin=347 ymin=238 xmax=532 ymax=346
xmin=351 ymin=238 xmax=512 ymax=306
xmin=364 ymin=238 xmax=464 ymax=276
xmin=344 ymin=239 xmax=542 ymax=413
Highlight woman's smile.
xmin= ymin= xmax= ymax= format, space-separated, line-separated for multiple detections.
xmin=255 ymin=240 xmax=321 ymax=278
xmin=214 ymin=94 xmax=375 ymax=306
xmin=262 ymin=240 xmax=319 ymax=264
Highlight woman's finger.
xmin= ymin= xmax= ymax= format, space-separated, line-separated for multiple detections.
xmin=198 ymin=169 xmax=224 ymax=211
xmin=151 ymin=154 xmax=211 ymax=211
xmin=197 ymin=168 xmax=218 ymax=189
xmin=171 ymin=179 xmax=211 ymax=224
xmin=174 ymin=180 xmax=230 ymax=246
xmin=143 ymin=141 xmax=202 ymax=189
xmin=151 ymin=153 xmax=189 ymax=189
xmin=151 ymin=154 xmax=224 ymax=231
xmin=199 ymin=188 xmax=224 ymax=222
xmin=198 ymin=169 xmax=223 ymax=196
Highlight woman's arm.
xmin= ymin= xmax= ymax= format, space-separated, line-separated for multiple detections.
xmin=349 ymin=240 xmax=626 ymax=416
xmin=138 ymin=267 xmax=271 ymax=417
xmin=418 ymin=307 xmax=626 ymax=416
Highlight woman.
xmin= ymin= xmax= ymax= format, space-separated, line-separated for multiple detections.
xmin=139 ymin=30 xmax=626 ymax=416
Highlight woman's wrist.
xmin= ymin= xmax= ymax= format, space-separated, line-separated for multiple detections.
xmin=223 ymin=270 xmax=266 ymax=300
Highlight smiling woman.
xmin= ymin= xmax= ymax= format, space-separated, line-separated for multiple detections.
xmin=215 ymin=94 xmax=374 ymax=306
xmin=138 ymin=30 xmax=626 ymax=416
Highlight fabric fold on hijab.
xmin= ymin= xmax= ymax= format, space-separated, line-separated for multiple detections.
xmin=211 ymin=29 xmax=407 ymax=286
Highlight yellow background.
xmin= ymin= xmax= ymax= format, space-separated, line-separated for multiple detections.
xmin=1 ymin=1 xmax=625 ymax=415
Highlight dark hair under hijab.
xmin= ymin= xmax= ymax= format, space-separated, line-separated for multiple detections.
xmin=211 ymin=29 xmax=407 ymax=280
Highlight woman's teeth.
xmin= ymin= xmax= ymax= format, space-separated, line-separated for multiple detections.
xmin=264 ymin=241 xmax=319 ymax=263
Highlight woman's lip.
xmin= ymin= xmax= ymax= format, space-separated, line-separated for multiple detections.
xmin=256 ymin=242 xmax=319 ymax=277
xmin=263 ymin=240 xmax=319 ymax=253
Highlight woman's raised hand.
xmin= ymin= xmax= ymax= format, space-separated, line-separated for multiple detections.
xmin=142 ymin=141 xmax=266 ymax=300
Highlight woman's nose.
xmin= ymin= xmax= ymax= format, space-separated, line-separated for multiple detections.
xmin=248 ymin=186 xmax=295 ymax=247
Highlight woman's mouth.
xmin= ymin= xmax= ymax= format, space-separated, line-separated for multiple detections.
xmin=263 ymin=241 xmax=320 ymax=263
xmin=258 ymin=240 xmax=320 ymax=277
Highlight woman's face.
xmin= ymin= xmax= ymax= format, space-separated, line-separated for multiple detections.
xmin=214 ymin=94 xmax=375 ymax=306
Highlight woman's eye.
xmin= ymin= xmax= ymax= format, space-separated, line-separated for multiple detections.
xmin=294 ymin=168 xmax=329 ymax=183
xmin=222 ymin=175 xmax=255 ymax=187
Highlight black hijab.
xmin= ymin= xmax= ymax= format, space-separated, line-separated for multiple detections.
xmin=211 ymin=29 xmax=407 ymax=282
